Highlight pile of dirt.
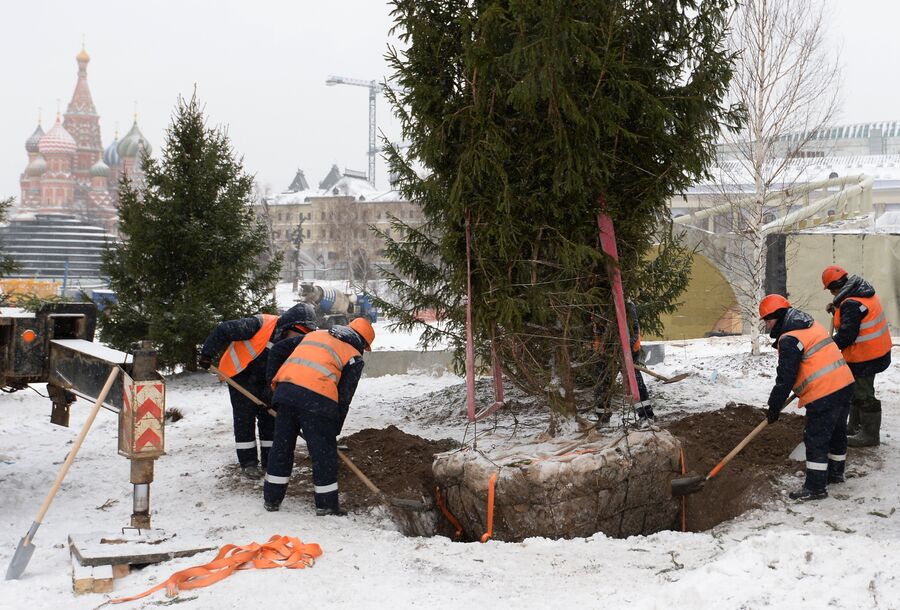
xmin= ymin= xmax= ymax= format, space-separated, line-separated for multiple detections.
xmin=225 ymin=425 xmax=458 ymax=513
xmin=664 ymin=404 xmax=806 ymax=531
xmin=337 ymin=425 xmax=458 ymax=510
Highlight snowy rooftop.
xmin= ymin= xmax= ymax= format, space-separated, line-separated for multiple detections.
xmin=268 ymin=174 xmax=405 ymax=205
xmin=686 ymin=154 xmax=900 ymax=193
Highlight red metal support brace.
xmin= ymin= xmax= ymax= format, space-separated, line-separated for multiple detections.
xmin=597 ymin=207 xmax=640 ymax=403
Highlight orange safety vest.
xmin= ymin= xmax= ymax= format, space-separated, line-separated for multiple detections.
xmin=272 ymin=330 xmax=361 ymax=401
xmin=217 ymin=314 xmax=279 ymax=378
xmin=780 ymin=321 xmax=854 ymax=407
xmin=834 ymin=294 xmax=892 ymax=363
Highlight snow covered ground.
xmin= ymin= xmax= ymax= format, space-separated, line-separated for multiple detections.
xmin=2 ymin=331 xmax=899 ymax=609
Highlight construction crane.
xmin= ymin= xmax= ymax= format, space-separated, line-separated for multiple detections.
xmin=325 ymin=75 xmax=385 ymax=186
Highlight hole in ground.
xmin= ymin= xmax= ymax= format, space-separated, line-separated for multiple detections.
xmin=225 ymin=409 xmax=810 ymax=537
xmin=664 ymin=404 xmax=806 ymax=532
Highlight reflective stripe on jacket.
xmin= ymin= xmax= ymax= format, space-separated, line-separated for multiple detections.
xmin=781 ymin=321 xmax=854 ymax=407
xmin=217 ymin=314 xmax=279 ymax=378
xmin=834 ymin=294 xmax=892 ymax=363
xmin=272 ymin=330 xmax=361 ymax=401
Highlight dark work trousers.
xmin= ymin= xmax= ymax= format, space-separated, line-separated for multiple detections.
xmin=264 ymin=395 xmax=341 ymax=510
xmin=229 ymin=385 xmax=274 ymax=468
xmin=594 ymin=349 xmax=649 ymax=416
xmin=803 ymin=384 xmax=853 ymax=491
xmin=633 ymin=350 xmax=649 ymax=403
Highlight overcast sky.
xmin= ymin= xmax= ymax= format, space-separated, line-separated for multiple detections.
xmin=1 ymin=0 xmax=897 ymax=201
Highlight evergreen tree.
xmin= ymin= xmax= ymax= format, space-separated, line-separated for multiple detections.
xmin=0 ymin=197 xmax=19 ymax=279
xmin=101 ymin=93 xmax=281 ymax=370
xmin=380 ymin=0 xmax=739 ymax=424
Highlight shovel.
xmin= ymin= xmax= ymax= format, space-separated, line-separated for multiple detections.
xmin=6 ymin=366 xmax=121 ymax=580
xmin=635 ymin=364 xmax=689 ymax=384
xmin=208 ymin=365 xmax=427 ymax=512
xmin=671 ymin=393 xmax=797 ymax=497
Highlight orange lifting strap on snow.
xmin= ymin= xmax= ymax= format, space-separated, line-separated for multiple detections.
xmin=109 ymin=535 xmax=323 ymax=604
xmin=435 ymin=486 xmax=463 ymax=540
xmin=480 ymin=472 xmax=498 ymax=543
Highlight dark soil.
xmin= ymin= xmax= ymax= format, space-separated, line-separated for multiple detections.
xmin=225 ymin=425 xmax=458 ymax=512
xmin=664 ymin=404 xmax=806 ymax=531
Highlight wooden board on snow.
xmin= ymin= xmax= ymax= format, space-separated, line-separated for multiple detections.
xmin=69 ymin=529 xmax=215 ymax=567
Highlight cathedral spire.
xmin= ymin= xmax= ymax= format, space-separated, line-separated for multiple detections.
xmin=67 ymin=44 xmax=96 ymax=116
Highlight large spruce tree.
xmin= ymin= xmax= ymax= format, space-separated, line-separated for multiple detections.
xmin=380 ymin=0 xmax=740 ymax=423
xmin=102 ymin=94 xmax=281 ymax=370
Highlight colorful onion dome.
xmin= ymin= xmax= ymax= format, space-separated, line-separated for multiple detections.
xmin=117 ymin=121 xmax=152 ymax=158
xmin=103 ymin=138 xmax=120 ymax=166
xmin=90 ymin=159 xmax=110 ymax=177
xmin=25 ymin=155 xmax=47 ymax=177
xmin=25 ymin=124 xmax=45 ymax=154
xmin=38 ymin=118 xmax=77 ymax=156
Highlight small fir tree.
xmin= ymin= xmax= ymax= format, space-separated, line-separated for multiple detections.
xmin=101 ymin=93 xmax=281 ymax=370
xmin=380 ymin=0 xmax=739 ymax=427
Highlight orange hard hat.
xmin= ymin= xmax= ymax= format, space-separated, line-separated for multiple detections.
xmin=821 ymin=265 xmax=848 ymax=289
xmin=759 ymin=294 xmax=791 ymax=319
xmin=349 ymin=317 xmax=375 ymax=351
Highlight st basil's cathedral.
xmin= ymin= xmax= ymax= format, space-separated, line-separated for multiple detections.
xmin=18 ymin=46 xmax=150 ymax=234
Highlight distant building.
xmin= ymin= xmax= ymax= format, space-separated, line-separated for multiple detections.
xmin=258 ymin=165 xmax=425 ymax=280
xmin=17 ymin=47 xmax=151 ymax=234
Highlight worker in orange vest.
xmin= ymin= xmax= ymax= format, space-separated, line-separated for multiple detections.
xmin=198 ymin=303 xmax=318 ymax=479
xmin=262 ymin=317 xmax=375 ymax=515
xmin=822 ymin=266 xmax=892 ymax=448
xmin=760 ymin=295 xmax=855 ymax=500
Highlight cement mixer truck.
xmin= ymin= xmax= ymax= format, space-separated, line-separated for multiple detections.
xmin=298 ymin=282 xmax=378 ymax=329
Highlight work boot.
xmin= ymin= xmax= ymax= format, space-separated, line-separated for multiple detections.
xmin=827 ymin=459 xmax=846 ymax=484
xmin=242 ymin=464 xmax=265 ymax=479
xmin=264 ymin=502 xmax=280 ymax=512
xmin=315 ymin=507 xmax=347 ymax=517
xmin=635 ymin=403 xmax=655 ymax=428
xmin=789 ymin=487 xmax=828 ymax=501
xmin=594 ymin=407 xmax=612 ymax=425
xmin=848 ymin=410 xmax=881 ymax=448
xmin=847 ymin=401 xmax=861 ymax=436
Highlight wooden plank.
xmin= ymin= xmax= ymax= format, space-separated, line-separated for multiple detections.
xmin=69 ymin=530 xmax=215 ymax=567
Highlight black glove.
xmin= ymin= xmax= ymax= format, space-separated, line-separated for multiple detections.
xmin=767 ymin=405 xmax=781 ymax=424
xmin=198 ymin=354 xmax=212 ymax=370
xmin=826 ymin=302 xmax=836 ymax=315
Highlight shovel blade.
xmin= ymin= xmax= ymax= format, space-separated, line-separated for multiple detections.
xmin=670 ymin=474 xmax=706 ymax=497
xmin=390 ymin=497 xmax=428 ymax=512
xmin=662 ymin=373 xmax=690 ymax=384
xmin=5 ymin=537 xmax=36 ymax=581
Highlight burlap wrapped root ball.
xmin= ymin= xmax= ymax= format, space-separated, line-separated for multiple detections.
xmin=433 ymin=430 xmax=682 ymax=541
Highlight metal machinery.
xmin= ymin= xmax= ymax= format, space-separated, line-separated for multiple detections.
xmin=299 ymin=282 xmax=378 ymax=329
xmin=1 ymin=302 xmax=165 ymax=529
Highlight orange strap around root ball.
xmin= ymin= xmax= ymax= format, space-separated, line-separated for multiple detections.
xmin=109 ymin=534 xmax=323 ymax=604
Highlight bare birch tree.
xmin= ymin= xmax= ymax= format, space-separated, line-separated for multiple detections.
xmin=711 ymin=0 xmax=841 ymax=354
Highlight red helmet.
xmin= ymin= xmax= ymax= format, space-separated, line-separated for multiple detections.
xmin=759 ymin=294 xmax=791 ymax=319
xmin=821 ymin=265 xmax=848 ymax=290
xmin=349 ymin=317 xmax=375 ymax=351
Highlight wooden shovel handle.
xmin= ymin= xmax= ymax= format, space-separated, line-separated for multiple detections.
xmin=34 ymin=366 xmax=121 ymax=526
xmin=210 ymin=364 xmax=277 ymax=417
xmin=634 ymin=364 xmax=667 ymax=381
xmin=707 ymin=393 xmax=797 ymax=480
xmin=337 ymin=450 xmax=382 ymax=496
xmin=708 ymin=418 xmax=768 ymax=479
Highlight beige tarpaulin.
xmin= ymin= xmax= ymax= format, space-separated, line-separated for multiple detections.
xmin=785 ymin=233 xmax=900 ymax=332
